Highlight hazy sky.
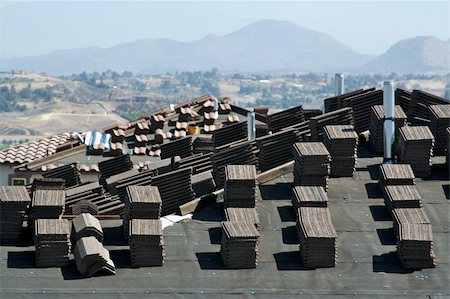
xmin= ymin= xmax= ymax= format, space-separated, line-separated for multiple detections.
xmin=0 ymin=1 xmax=448 ymax=58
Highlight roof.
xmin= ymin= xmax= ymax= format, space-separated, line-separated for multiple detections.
xmin=0 ymin=132 xmax=77 ymax=164
xmin=1 ymin=154 xmax=448 ymax=297
xmin=0 ymin=88 xmax=449 ymax=297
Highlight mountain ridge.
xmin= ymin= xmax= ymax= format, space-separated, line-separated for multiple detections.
xmin=0 ymin=20 xmax=447 ymax=74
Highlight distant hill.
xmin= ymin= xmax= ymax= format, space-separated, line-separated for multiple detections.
xmin=0 ymin=20 xmax=373 ymax=75
xmin=363 ymin=36 xmax=450 ymax=73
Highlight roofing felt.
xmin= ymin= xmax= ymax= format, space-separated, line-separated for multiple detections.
xmin=0 ymin=154 xmax=449 ymax=297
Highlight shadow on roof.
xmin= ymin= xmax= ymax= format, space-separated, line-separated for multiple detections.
xmin=277 ymin=205 xmax=296 ymax=222
xmin=7 ymin=250 xmax=35 ymax=268
xmin=369 ymin=205 xmax=391 ymax=222
xmin=421 ymin=163 xmax=450 ymax=181
xmin=192 ymin=203 xmax=224 ymax=222
xmin=281 ymin=226 xmax=298 ymax=245
xmin=366 ymin=164 xmax=381 ymax=180
xmin=109 ymin=249 xmax=135 ymax=269
xmin=273 ymin=251 xmax=312 ymax=271
xmin=102 ymin=225 xmax=127 ymax=246
xmin=259 ymin=183 xmax=292 ymax=201
xmin=357 ymin=145 xmax=380 ymax=159
xmin=61 ymin=260 xmax=84 ymax=280
xmin=442 ymin=184 xmax=450 ymax=200
xmin=365 ymin=182 xmax=382 ymax=199
xmin=196 ymin=252 xmax=225 ymax=270
xmin=208 ymin=227 xmax=222 ymax=245
xmin=376 ymin=228 xmax=396 ymax=246
xmin=372 ymin=253 xmax=414 ymax=274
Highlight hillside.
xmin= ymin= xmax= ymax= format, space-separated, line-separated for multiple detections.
xmin=363 ymin=36 xmax=450 ymax=73
xmin=0 ymin=20 xmax=373 ymax=75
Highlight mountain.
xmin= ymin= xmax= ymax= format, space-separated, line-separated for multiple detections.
xmin=363 ymin=36 xmax=450 ymax=73
xmin=0 ymin=20 xmax=373 ymax=75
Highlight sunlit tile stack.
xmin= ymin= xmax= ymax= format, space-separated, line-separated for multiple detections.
xmin=293 ymin=142 xmax=331 ymax=191
xmin=323 ymin=125 xmax=358 ymax=177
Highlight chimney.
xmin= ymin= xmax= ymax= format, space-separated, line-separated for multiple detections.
xmin=247 ymin=112 xmax=256 ymax=141
xmin=383 ymin=81 xmax=395 ymax=163
xmin=335 ymin=73 xmax=344 ymax=96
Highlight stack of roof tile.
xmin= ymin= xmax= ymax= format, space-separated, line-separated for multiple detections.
xmin=133 ymin=122 xmax=150 ymax=155
xmin=220 ymin=221 xmax=260 ymax=268
xmin=296 ymin=207 xmax=337 ymax=268
xmin=123 ymin=186 xmax=162 ymax=239
xmin=267 ymin=105 xmax=304 ymax=132
xmin=256 ymin=128 xmax=302 ymax=172
xmin=0 ymin=186 xmax=30 ymax=243
xmin=349 ymin=89 xmax=383 ymax=133
xmin=33 ymin=218 xmax=70 ymax=267
xmin=395 ymin=88 xmax=412 ymax=114
xmin=408 ymin=90 xmax=448 ymax=125
xmin=175 ymin=152 xmax=213 ymax=175
xmin=74 ymin=236 xmax=116 ymax=276
xmin=281 ymin=120 xmax=311 ymax=140
xmin=324 ymin=88 xmax=375 ymax=113
xmin=192 ymin=136 xmax=214 ymax=154
xmin=108 ymin=169 xmax=155 ymax=201
xmin=191 ymin=171 xmax=216 ymax=197
xmin=104 ymin=125 xmax=126 ymax=156
xmin=71 ymin=213 xmax=103 ymax=249
xmin=429 ymin=105 xmax=450 ymax=155
xmin=379 ymin=164 xmax=416 ymax=186
xmin=98 ymin=154 xmax=134 ymax=183
xmin=224 ymin=165 xmax=257 ymax=208
xmin=212 ymin=122 xmax=247 ymax=148
xmin=160 ymin=137 xmax=193 ymax=159
xmin=225 ymin=208 xmax=260 ymax=228
xmin=323 ymin=125 xmax=358 ymax=177
xmin=178 ymin=106 xmax=199 ymax=121
xmin=129 ymin=219 xmax=165 ymax=267
xmin=42 ymin=163 xmax=81 ymax=188
xmin=71 ymin=200 xmax=99 ymax=215
xmin=397 ymin=126 xmax=434 ymax=177
xmin=292 ymin=186 xmax=328 ymax=209
xmin=310 ymin=108 xmax=354 ymax=141
xmin=212 ymin=141 xmax=258 ymax=189
xmin=303 ymin=109 xmax=322 ymax=121
xmin=382 ymin=185 xmax=422 ymax=211
xmin=150 ymin=114 xmax=165 ymax=132
xmin=293 ymin=142 xmax=331 ymax=191
xmin=369 ymin=105 xmax=407 ymax=154
xmin=65 ymin=182 xmax=104 ymax=214
xmin=152 ymin=168 xmax=196 ymax=216
xmin=219 ymin=102 xmax=232 ymax=114
xmin=29 ymin=189 xmax=65 ymax=223
xmin=31 ymin=178 xmax=65 ymax=192
xmin=392 ymin=208 xmax=436 ymax=269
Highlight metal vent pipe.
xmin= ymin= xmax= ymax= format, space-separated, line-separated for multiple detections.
xmin=383 ymin=81 xmax=395 ymax=162
xmin=213 ymin=96 xmax=219 ymax=119
xmin=247 ymin=112 xmax=256 ymax=141
xmin=335 ymin=73 xmax=344 ymax=96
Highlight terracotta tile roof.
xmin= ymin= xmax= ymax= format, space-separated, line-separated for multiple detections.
xmin=0 ymin=132 xmax=74 ymax=164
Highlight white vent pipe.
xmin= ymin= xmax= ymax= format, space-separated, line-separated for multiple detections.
xmin=247 ymin=112 xmax=256 ymax=141
xmin=383 ymin=81 xmax=395 ymax=162
xmin=335 ymin=73 xmax=344 ymax=96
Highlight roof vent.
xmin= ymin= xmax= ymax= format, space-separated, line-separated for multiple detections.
xmin=383 ymin=81 xmax=395 ymax=163
xmin=247 ymin=112 xmax=256 ymax=141
xmin=335 ymin=73 xmax=344 ymax=96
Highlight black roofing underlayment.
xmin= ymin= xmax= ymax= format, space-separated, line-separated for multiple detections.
xmin=1 ymin=153 xmax=449 ymax=298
